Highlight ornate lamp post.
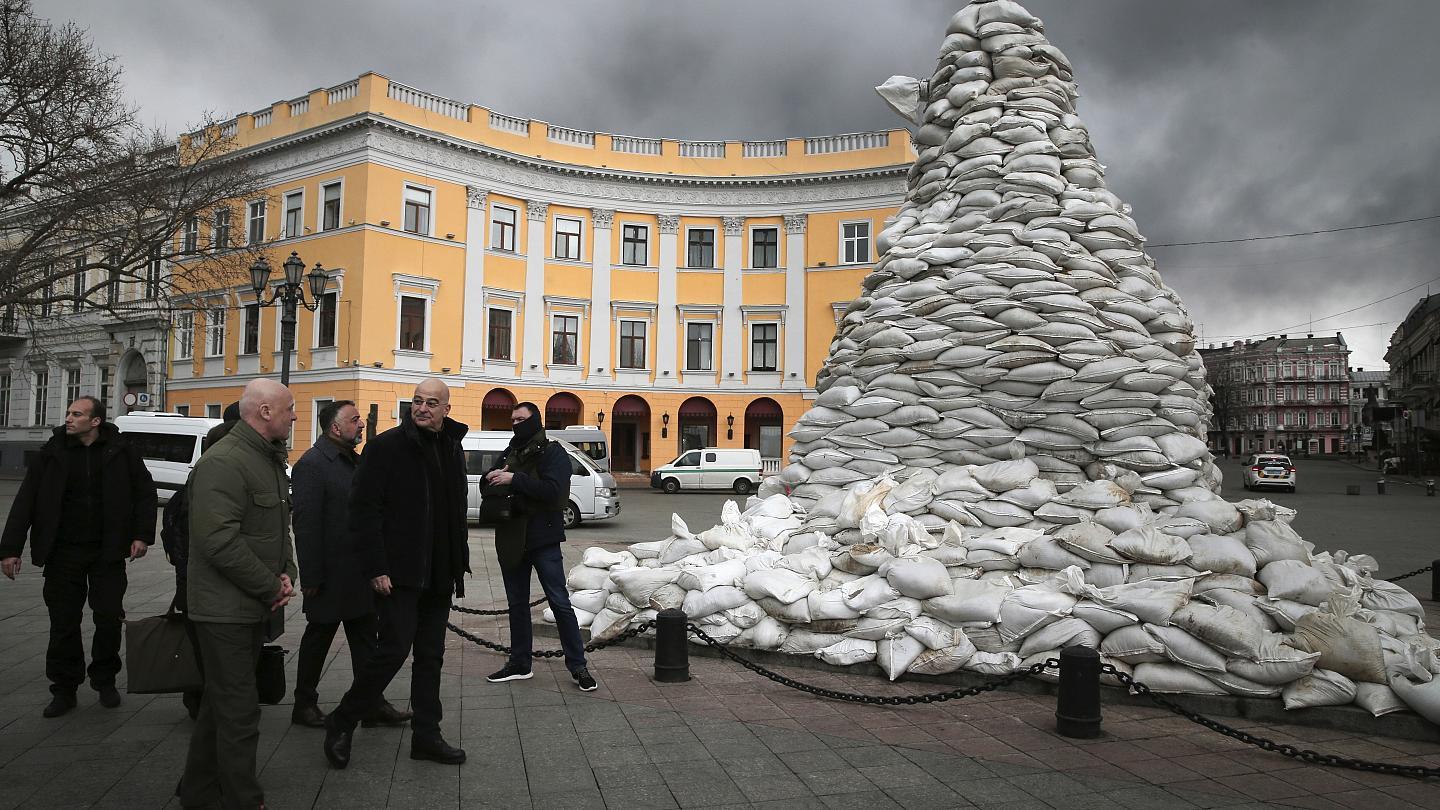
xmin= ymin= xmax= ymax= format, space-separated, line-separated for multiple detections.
xmin=250 ymin=251 xmax=328 ymax=386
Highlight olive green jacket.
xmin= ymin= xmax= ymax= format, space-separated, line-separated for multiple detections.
xmin=186 ymin=419 xmax=298 ymax=624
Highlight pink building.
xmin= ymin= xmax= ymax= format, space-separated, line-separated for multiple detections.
xmin=1200 ymin=334 xmax=1351 ymax=457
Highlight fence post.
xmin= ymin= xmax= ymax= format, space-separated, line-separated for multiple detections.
xmin=653 ymin=608 xmax=691 ymax=683
xmin=1377 ymin=478 xmax=1387 ymax=495
xmin=1055 ymin=646 xmax=1102 ymax=739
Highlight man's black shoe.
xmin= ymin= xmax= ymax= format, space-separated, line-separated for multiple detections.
xmin=182 ymin=690 xmax=202 ymax=720
xmin=572 ymin=668 xmax=598 ymax=692
xmin=291 ymin=703 xmax=326 ymax=728
xmin=322 ymin=715 xmax=352 ymax=769
xmin=360 ymin=701 xmax=412 ymax=728
xmin=486 ymin=662 xmax=532 ymax=683
xmin=97 ymin=685 xmax=121 ymax=708
xmin=43 ymin=693 xmax=76 ymax=718
xmin=410 ymin=735 xmax=466 ymax=765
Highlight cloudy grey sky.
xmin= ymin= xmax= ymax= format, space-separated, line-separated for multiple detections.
xmin=36 ymin=0 xmax=1440 ymax=369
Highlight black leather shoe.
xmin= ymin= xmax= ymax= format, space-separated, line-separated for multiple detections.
xmin=410 ymin=735 xmax=466 ymax=765
xmin=43 ymin=693 xmax=76 ymax=718
xmin=291 ymin=703 xmax=326 ymax=728
xmin=97 ymin=685 xmax=121 ymax=708
xmin=322 ymin=715 xmax=353 ymax=769
xmin=361 ymin=701 xmax=412 ymax=728
xmin=182 ymin=690 xmax=202 ymax=720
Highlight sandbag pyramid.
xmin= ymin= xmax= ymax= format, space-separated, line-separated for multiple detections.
xmin=567 ymin=0 xmax=1440 ymax=722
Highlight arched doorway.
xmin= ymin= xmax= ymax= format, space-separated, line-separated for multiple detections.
xmin=119 ymin=350 xmax=149 ymax=414
xmin=677 ymin=396 xmax=716 ymax=453
xmin=481 ymin=388 xmax=516 ymax=431
xmin=610 ymin=394 xmax=650 ymax=473
xmin=545 ymin=392 xmax=583 ymax=430
xmin=745 ymin=397 xmax=784 ymax=474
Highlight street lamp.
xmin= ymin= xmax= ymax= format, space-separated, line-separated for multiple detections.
xmin=250 ymin=251 xmax=328 ymax=386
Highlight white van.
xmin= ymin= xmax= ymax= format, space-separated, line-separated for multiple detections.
xmin=113 ymin=412 xmax=223 ymax=503
xmin=550 ymin=425 xmax=609 ymax=472
xmin=650 ymin=448 xmax=763 ymax=495
xmin=462 ymin=431 xmax=620 ymax=529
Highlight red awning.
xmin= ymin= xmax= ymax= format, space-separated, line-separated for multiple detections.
xmin=612 ymin=396 xmax=649 ymax=419
xmin=678 ymin=397 xmax=716 ymax=418
xmin=482 ymin=389 xmax=515 ymax=410
xmin=744 ymin=398 xmax=783 ymax=419
xmin=546 ymin=393 xmax=582 ymax=415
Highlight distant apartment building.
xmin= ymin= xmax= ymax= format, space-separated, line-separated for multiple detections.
xmin=1199 ymin=333 xmax=1351 ymax=457
xmin=1385 ymin=295 xmax=1440 ymax=473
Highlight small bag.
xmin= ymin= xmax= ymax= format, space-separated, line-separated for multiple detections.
xmin=478 ymin=483 xmax=513 ymax=523
xmin=125 ymin=603 xmax=202 ymax=694
xmin=256 ymin=644 xmax=287 ymax=705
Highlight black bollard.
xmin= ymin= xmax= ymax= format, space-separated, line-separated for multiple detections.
xmin=1055 ymin=646 xmax=1102 ymax=739
xmin=1432 ymin=562 xmax=1440 ymax=604
xmin=653 ymin=608 xmax=691 ymax=683
xmin=1427 ymin=480 xmax=1435 ymax=497
xmin=1377 ymin=478 xmax=1386 ymax=495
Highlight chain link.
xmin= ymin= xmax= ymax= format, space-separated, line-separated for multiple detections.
xmin=446 ymin=619 xmax=655 ymax=657
xmin=451 ymin=596 xmax=547 ymax=616
xmin=1384 ymin=565 xmax=1433 ymax=583
xmin=1103 ymin=664 xmax=1440 ymax=780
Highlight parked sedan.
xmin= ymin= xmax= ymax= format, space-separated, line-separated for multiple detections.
xmin=1243 ymin=453 xmax=1296 ymax=493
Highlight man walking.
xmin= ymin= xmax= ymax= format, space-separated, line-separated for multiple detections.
xmin=323 ymin=378 xmax=470 ymax=769
xmin=1 ymin=396 xmax=156 ymax=718
xmin=290 ymin=400 xmax=411 ymax=729
xmin=484 ymin=402 xmax=597 ymax=692
xmin=178 ymin=378 xmax=298 ymax=810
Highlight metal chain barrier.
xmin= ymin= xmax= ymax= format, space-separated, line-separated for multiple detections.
xmin=446 ymin=619 xmax=655 ymax=658
xmin=1384 ymin=565 xmax=1433 ymax=583
xmin=1105 ymin=664 xmax=1440 ymax=780
xmin=452 ymin=596 xmax=546 ymax=616
xmin=687 ymin=622 xmax=1056 ymax=706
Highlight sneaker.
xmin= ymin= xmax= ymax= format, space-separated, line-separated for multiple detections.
xmin=572 ymin=668 xmax=598 ymax=692
xmin=97 ymin=685 xmax=121 ymax=709
xmin=43 ymin=692 xmax=77 ymax=718
xmin=486 ymin=662 xmax=533 ymax=683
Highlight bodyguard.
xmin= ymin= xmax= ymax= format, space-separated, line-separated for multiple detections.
xmin=0 ymin=396 xmax=156 ymax=717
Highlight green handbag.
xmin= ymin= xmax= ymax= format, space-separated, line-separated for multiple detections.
xmin=124 ymin=603 xmax=203 ymax=694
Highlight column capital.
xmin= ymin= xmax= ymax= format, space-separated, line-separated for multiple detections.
xmin=657 ymin=214 xmax=681 ymax=234
xmin=783 ymin=213 xmax=808 ymax=235
xmin=722 ymin=216 xmax=745 ymax=236
xmin=525 ymin=200 xmax=549 ymax=222
xmin=465 ymin=186 xmax=488 ymax=210
xmin=591 ymin=209 xmax=615 ymax=230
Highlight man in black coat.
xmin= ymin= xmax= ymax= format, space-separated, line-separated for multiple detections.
xmin=483 ymin=402 xmax=596 ymax=692
xmin=323 ymin=379 xmax=470 ymax=769
xmin=0 ymin=396 xmax=157 ymax=717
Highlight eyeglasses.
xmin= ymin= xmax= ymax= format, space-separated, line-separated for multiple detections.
xmin=411 ymin=397 xmax=444 ymax=409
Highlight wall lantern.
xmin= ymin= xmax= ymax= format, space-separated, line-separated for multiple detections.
xmin=596 ymin=410 xmax=605 ymax=427
xmin=661 ymin=411 xmax=669 ymax=439
xmin=726 ymin=413 xmax=735 ymax=440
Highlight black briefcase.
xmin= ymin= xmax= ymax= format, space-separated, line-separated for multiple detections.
xmin=256 ymin=644 xmax=286 ymax=705
xmin=125 ymin=606 xmax=203 ymax=695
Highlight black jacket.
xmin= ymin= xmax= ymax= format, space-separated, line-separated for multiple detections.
xmin=293 ymin=437 xmax=373 ymax=623
xmin=492 ymin=435 xmax=571 ymax=551
xmin=0 ymin=423 xmax=157 ymax=565
xmin=350 ymin=416 xmax=469 ymax=596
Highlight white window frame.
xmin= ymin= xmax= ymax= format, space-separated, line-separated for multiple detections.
xmin=685 ymin=226 xmax=716 ymax=269
xmin=247 ymin=200 xmax=267 ymax=245
xmin=0 ymin=372 xmax=9 ymax=427
xmin=750 ymin=321 xmax=780 ymax=372
xmin=64 ymin=366 xmax=81 ymax=407
xmin=205 ymin=305 xmax=226 ymax=358
xmin=240 ymin=302 xmax=261 ymax=355
xmin=184 ymin=215 xmax=200 ymax=253
xmin=212 ymin=207 xmax=231 ymax=250
xmin=486 ymin=305 xmax=515 ymax=362
xmin=402 ymin=183 xmax=434 ymax=237
xmin=313 ymin=397 xmax=335 ymax=441
xmin=174 ymin=311 xmax=194 ymax=361
xmin=313 ymin=290 xmax=338 ymax=349
xmin=205 ymin=403 xmax=222 ymax=419
xmin=283 ymin=189 xmax=305 ymax=239
xmin=840 ymin=219 xmax=871 ymax=264
xmin=617 ymin=318 xmax=648 ymax=370
xmin=750 ymin=225 xmax=780 ymax=269
xmin=319 ymin=180 xmax=344 ymax=232
xmin=32 ymin=368 xmax=49 ymax=426
xmin=553 ymin=215 xmax=583 ymax=261
xmin=550 ymin=312 xmax=581 ymax=367
xmin=490 ymin=204 xmax=518 ymax=252
xmin=620 ymin=223 xmax=649 ymax=267
xmin=397 ymin=294 xmax=430 ymax=353
xmin=684 ymin=320 xmax=715 ymax=372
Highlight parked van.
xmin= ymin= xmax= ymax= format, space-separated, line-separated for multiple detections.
xmin=650 ymin=448 xmax=763 ymax=495
xmin=461 ymin=431 xmax=620 ymax=529
xmin=550 ymin=425 xmax=609 ymax=472
xmin=113 ymin=412 xmax=223 ymax=503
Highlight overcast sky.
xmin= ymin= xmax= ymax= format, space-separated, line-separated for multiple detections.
xmin=36 ymin=0 xmax=1440 ymax=370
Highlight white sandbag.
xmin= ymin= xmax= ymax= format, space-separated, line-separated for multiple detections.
xmin=604 ymin=592 xmax=639 ymax=614
xmin=1202 ymin=670 xmax=1282 ymax=699
xmin=682 ymin=585 xmax=752 ymax=619
xmin=972 ymin=458 xmax=1039 ymax=492
xmin=742 ymin=568 xmax=817 ymax=604
xmin=1018 ymin=617 xmax=1100 ymax=658
xmin=1130 ymin=663 xmax=1227 ymax=695
xmin=816 ymin=638 xmax=878 ymax=666
xmin=724 ymin=601 xmax=767 ymax=629
xmin=1186 ymin=534 xmax=1257 ymax=578
xmin=838 ymin=479 xmax=895 ymax=529
xmin=808 ymin=588 xmax=864 ymax=620
xmin=698 ymin=520 xmax=758 ymax=551
xmin=997 ymin=586 xmax=1078 ymax=643
xmin=583 ymin=547 xmax=637 ymax=569
xmin=1361 ymin=580 xmax=1425 ymax=620
xmin=567 ymin=565 xmax=613 ymax=592
xmin=775 ymin=546 xmax=834 ymax=579
xmin=1083 ymin=578 xmax=1192 ymax=625
xmin=746 ymin=493 xmax=800 ymax=520
xmin=648 ymin=584 xmax=686 ymax=611
xmin=1244 ymin=520 xmax=1308 ymax=566
xmin=1145 ymin=624 xmax=1227 ymax=672
xmin=1291 ymin=611 xmax=1387 ymax=684
xmin=1169 ymin=602 xmax=1264 ymax=659
xmin=1257 ymin=560 xmax=1333 ymax=607
xmin=1353 ymin=682 xmax=1410 ymax=717
xmin=840 ymin=575 xmax=902 ymax=612
xmin=1227 ymin=633 xmax=1321 ymax=685
xmin=754 ymin=595 xmax=812 ymax=624
xmin=879 ymin=557 xmax=953 ymax=600
xmin=1073 ymin=601 xmax=1140 ymax=634
xmin=1110 ymin=527 xmax=1191 ymax=565
xmin=905 ymin=615 xmax=963 ymax=650
xmin=589 ymin=608 xmax=637 ymax=643
xmin=691 ymin=618 xmax=742 ymax=644
xmin=1174 ymin=499 xmax=1242 ymax=534
xmin=1093 ymin=505 xmax=1150 ymax=534
xmin=1282 ymin=669 xmax=1357 ymax=710
xmin=1018 ymin=535 xmax=1091 ymax=571
xmin=739 ymin=617 xmax=789 ymax=651
xmin=923 ymin=578 xmax=1015 ymax=624
xmin=1054 ymin=480 xmax=1130 ymax=510
xmin=610 ymin=567 xmax=683 ymax=606
xmin=908 ymin=642 xmax=977 ymax=675
xmin=779 ymin=629 xmax=848 ymax=655
xmin=1055 ymin=521 xmax=1125 ymax=564
xmin=628 ymin=540 xmax=667 ymax=560
xmin=659 ymin=536 xmax=708 ymax=564
xmin=878 ymin=634 xmax=929 ymax=681
xmin=966 ymin=651 xmax=1024 ymax=675
xmin=676 ymin=558 xmax=750 ymax=591
xmin=1390 ymin=676 xmax=1440 ymax=724
xmin=1254 ymin=598 xmax=1317 ymax=632
xmin=569 ymin=588 xmax=610 ymax=614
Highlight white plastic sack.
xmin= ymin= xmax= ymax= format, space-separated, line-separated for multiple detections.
xmin=1169 ymin=602 xmax=1264 ymax=659
xmin=1258 ymin=560 xmax=1333 ymax=607
xmin=1131 ymin=662 xmax=1227 ymax=695
xmin=681 ymin=586 xmax=752 ymax=619
xmin=1281 ymin=669 xmax=1357 ymax=710
xmin=878 ymin=634 xmax=928 ymax=681
xmin=880 ymin=556 xmax=953 ymax=600
xmin=676 ymin=558 xmax=750 ymax=592
xmin=923 ymin=578 xmax=1015 ymax=624
xmin=816 ymin=638 xmax=878 ymax=666
xmin=1291 ymin=611 xmax=1386 ymax=684
xmin=583 ymin=547 xmax=637 ymax=569
xmin=742 ymin=568 xmax=817 ymax=604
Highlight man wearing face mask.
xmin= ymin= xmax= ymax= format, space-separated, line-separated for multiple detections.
xmin=483 ymin=402 xmax=596 ymax=692
xmin=290 ymin=400 xmax=412 ymax=729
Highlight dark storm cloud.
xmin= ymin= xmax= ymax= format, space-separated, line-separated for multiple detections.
xmin=34 ymin=0 xmax=1440 ymax=367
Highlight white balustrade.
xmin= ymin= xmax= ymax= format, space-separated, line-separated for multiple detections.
xmin=488 ymin=111 xmax=530 ymax=135
xmin=611 ymin=135 xmax=662 ymax=155
xmin=679 ymin=141 xmax=726 ymax=159
xmin=327 ymin=81 xmax=359 ymax=104
xmin=547 ymin=126 xmax=596 ymax=148
xmin=252 ymin=110 xmax=272 ymax=128
xmin=743 ymin=140 xmax=787 ymax=158
xmin=387 ymin=81 xmax=468 ymax=120
xmin=804 ymin=131 xmax=890 ymax=154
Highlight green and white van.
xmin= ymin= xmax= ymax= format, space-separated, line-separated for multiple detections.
xmin=649 ymin=448 xmax=763 ymax=495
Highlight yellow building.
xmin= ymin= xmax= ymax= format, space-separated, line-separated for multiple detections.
xmin=165 ymin=73 xmax=910 ymax=473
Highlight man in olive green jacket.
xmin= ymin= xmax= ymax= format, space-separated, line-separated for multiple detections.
xmin=178 ymin=379 xmax=298 ymax=810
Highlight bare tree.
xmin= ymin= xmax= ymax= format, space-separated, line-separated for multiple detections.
xmin=0 ymin=0 xmax=266 ymax=324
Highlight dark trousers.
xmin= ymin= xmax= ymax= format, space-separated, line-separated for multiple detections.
xmin=42 ymin=544 xmax=126 ymax=696
xmin=332 ymin=585 xmax=450 ymax=737
xmin=502 ymin=543 xmax=586 ymax=673
xmin=180 ymin=621 xmax=265 ymax=810
xmin=294 ymin=613 xmax=378 ymax=707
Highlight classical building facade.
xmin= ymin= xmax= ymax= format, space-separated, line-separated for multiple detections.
xmin=1385 ymin=295 xmax=1440 ymax=473
xmin=163 ymin=73 xmax=913 ymax=472
xmin=1347 ymin=367 xmax=1392 ymax=455
xmin=1199 ymin=334 xmax=1351 ymax=457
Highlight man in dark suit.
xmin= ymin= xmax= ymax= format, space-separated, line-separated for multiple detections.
xmin=483 ymin=402 xmax=596 ymax=692
xmin=323 ymin=379 xmax=470 ymax=769
xmin=290 ymin=400 xmax=411 ymax=728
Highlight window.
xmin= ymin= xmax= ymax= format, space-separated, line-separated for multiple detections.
xmin=1281 ymin=361 xmax=1293 ymax=379
xmin=206 ymin=403 xmax=221 ymax=419
xmin=1332 ymin=410 xmax=1341 ymax=427
xmin=675 ymin=451 xmax=700 ymax=467
xmin=247 ymin=200 xmax=266 ymax=244
xmin=403 ymin=185 xmax=431 ymax=235
xmin=751 ymin=322 xmax=778 ymax=371
xmin=398 ymin=296 xmax=426 ymax=352
xmin=490 ymin=206 xmax=517 ymax=251
xmin=619 ymin=320 xmax=646 ymax=369
xmin=551 ymin=314 xmax=579 ymax=366
xmin=241 ymin=303 xmax=260 ymax=354
xmin=0 ymin=374 xmax=10 ymax=427
xmin=486 ymin=308 xmax=512 ymax=361
xmin=686 ymin=322 xmax=713 ymax=371
xmin=554 ymin=217 xmax=582 ymax=260
xmin=1264 ymin=363 xmax=1275 ymax=380
xmin=72 ymin=256 xmax=86 ymax=312
xmin=146 ymin=244 xmax=163 ymax=299
xmin=125 ymin=432 xmax=196 ymax=463
xmin=687 ymin=228 xmax=715 ymax=268
xmin=39 ymin=273 xmax=52 ymax=317
xmin=621 ymin=224 xmax=648 ymax=266
xmin=184 ymin=215 xmax=199 ymax=252
xmin=842 ymin=221 xmax=871 ymax=264
xmin=206 ymin=307 xmax=226 ymax=357
xmin=32 ymin=369 xmax=47 ymax=426
xmin=174 ymin=312 xmax=194 ymax=360
xmin=315 ymin=291 xmax=336 ymax=348
xmin=321 ymin=182 xmax=342 ymax=231
xmin=213 ymin=208 xmax=230 ymax=249
xmin=313 ymin=398 xmax=333 ymax=440
xmin=99 ymin=366 xmax=110 ymax=405
xmin=175 ymin=405 xmax=189 ymax=417
xmin=64 ymin=367 xmax=80 ymax=406
xmin=1298 ymin=410 xmax=1308 ymax=427
xmin=105 ymin=255 xmax=120 ymax=307
xmin=752 ymin=227 xmax=779 ymax=268
xmin=283 ymin=191 xmax=303 ymax=238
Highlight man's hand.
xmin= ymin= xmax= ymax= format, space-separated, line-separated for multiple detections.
xmin=1 ymin=557 xmax=19 ymax=580
xmin=372 ymin=575 xmax=393 ymax=596
xmin=271 ymin=574 xmax=295 ymax=611
xmin=128 ymin=541 xmax=147 ymax=561
xmin=484 ymin=469 xmax=514 ymax=486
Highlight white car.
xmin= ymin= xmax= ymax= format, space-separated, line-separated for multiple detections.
xmin=461 ymin=431 xmax=620 ymax=529
xmin=113 ymin=412 xmax=223 ymax=503
xmin=650 ymin=448 xmax=763 ymax=495
xmin=1243 ymin=453 xmax=1296 ymax=493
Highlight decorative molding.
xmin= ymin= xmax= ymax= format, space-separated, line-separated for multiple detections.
xmin=591 ymin=208 xmax=615 ymax=230
xmin=784 ymin=214 xmax=809 ymax=234
xmin=524 ymin=200 xmax=549 ymax=221
xmin=657 ymin=214 xmax=681 ymax=234
xmin=465 ymin=185 xmax=488 ymax=209
xmin=610 ymin=300 xmax=658 ymax=314
xmin=677 ymin=304 xmax=723 ymax=317
xmin=722 ymin=216 xmax=745 ymax=236
xmin=392 ymin=273 xmax=441 ymax=297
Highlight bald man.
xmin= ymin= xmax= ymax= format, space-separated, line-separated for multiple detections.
xmin=178 ymin=378 xmax=298 ymax=810
xmin=324 ymin=378 xmax=470 ymax=769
